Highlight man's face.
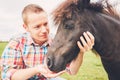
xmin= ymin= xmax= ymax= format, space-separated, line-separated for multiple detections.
xmin=25 ymin=12 xmax=49 ymax=45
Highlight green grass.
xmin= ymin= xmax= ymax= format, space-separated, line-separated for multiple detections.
xmin=61 ymin=51 xmax=108 ymax=80
xmin=0 ymin=42 xmax=8 ymax=56
xmin=0 ymin=42 xmax=108 ymax=80
xmin=0 ymin=42 xmax=8 ymax=80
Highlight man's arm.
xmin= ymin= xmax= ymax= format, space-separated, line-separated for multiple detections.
xmin=67 ymin=31 xmax=94 ymax=75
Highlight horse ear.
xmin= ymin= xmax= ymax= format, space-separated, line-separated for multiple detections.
xmin=77 ymin=0 xmax=90 ymax=9
xmin=82 ymin=0 xmax=90 ymax=7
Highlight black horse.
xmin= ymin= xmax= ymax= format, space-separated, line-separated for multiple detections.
xmin=46 ymin=0 xmax=120 ymax=80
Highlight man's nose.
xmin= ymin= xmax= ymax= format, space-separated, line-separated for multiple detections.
xmin=41 ymin=26 xmax=47 ymax=33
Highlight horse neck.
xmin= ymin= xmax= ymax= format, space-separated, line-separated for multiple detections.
xmin=87 ymin=11 xmax=120 ymax=56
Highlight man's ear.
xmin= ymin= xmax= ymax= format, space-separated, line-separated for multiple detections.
xmin=23 ymin=24 xmax=29 ymax=31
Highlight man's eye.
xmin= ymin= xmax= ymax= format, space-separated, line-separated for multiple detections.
xmin=44 ymin=22 xmax=48 ymax=26
xmin=35 ymin=26 xmax=40 ymax=28
xmin=33 ymin=26 xmax=40 ymax=29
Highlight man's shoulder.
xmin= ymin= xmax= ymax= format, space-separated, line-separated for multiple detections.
xmin=9 ymin=32 xmax=30 ymax=43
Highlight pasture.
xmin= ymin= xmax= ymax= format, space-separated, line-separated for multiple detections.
xmin=0 ymin=42 xmax=8 ymax=55
xmin=0 ymin=42 xmax=8 ymax=80
xmin=61 ymin=51 xmax=108 ymax=80
xmin=0 ymin=42 xmax=108 ymax=80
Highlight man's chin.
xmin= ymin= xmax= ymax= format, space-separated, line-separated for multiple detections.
xmin=39 ymin=38 xmax=48 ymax=43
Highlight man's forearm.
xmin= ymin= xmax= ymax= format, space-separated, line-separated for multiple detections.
xmin=11 ymin=67 xmax=39 ymax=80
xmin=69 ymin=52 xmax=84 ymax=75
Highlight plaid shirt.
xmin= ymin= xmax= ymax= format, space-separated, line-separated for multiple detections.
xmin=1 ymin=32 xmax=52 ymax=80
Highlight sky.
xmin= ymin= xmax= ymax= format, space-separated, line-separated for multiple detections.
xmin=0 ymin=0 xmax=65 ymax=41
xmin=0 ymin=0 xmax=120 ymax=41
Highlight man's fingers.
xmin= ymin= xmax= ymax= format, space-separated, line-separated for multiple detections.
xmin=86 ymin=31 xmax=95 ymax=46
xmin=77 ymin=41 xmax=84 ymax=50
xmin=83 ymin=32 xmax=91 ymax=47
xmin=47 ymin=70 xmax=66 ymax=78
xmin=80 ymin=36 xmax=89 ymax=50
xmin=77 ymin=31 xmax=95 ymax=53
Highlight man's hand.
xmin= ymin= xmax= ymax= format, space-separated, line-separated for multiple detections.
xmin=77 ymin=31 xmax=94 ymax=53
xmin=66 ymin=31 xmax=95 ymax=75
xmin=37 ymin=64 xmax=65 ymax=78
xmin=37 ymin=57 xmax=66 ymax=78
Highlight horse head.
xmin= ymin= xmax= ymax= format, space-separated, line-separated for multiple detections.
xmin=46 ymin=0 xmax=101 ymax=72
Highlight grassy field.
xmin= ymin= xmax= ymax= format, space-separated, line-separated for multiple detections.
xmin=0 ymin=42 xmax=8 ymax=56
xmin=61 ymin=51 xmax=108 ymax=80
xmin=0 ymin=42 xmax=108 ymax=80
xmin=0 ymin=42 xmax=8 ymax=80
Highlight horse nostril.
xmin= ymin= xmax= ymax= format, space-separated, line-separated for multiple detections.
xmin=47 ymin=57 xmax=53 ymax=69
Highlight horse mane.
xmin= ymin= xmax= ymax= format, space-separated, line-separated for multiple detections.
xmin=103 ymin=1 xmax=120 ymax=19
xmin=52 ymin=0 xmax=119 ymax=25
xmin=52 ymin=0 xmax=77 ymax=25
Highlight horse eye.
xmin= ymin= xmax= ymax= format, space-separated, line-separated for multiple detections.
xmin=64 ymin=24 xmax=74 ymax=29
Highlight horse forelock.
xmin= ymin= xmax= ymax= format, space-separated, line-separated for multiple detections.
xmin=52 ymin=0 xmax=105 ymax=25
xmin=52 ymin=0 xmax=77 ymax=25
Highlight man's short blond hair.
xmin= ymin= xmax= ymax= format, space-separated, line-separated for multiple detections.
xmin=22 ymin=4 xmax=44 ymax=25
